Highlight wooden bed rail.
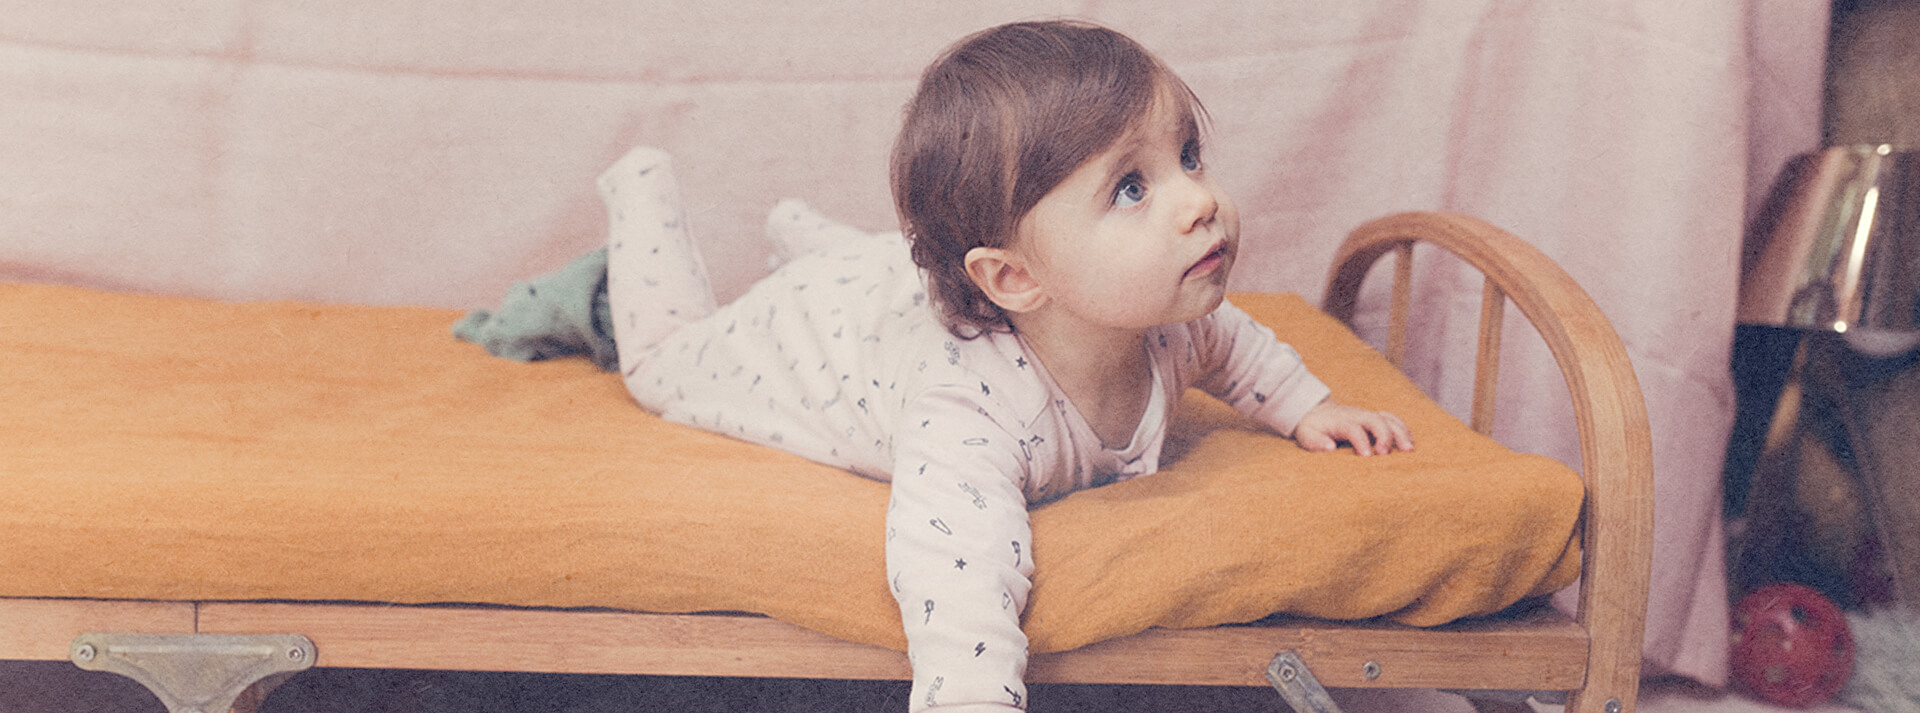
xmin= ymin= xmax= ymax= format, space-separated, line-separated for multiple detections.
xmin=1322 ymin=212 xmax=1655 ymax=713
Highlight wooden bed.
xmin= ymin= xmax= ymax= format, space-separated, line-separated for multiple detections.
xmin=0 ymin=212 xmax=1651 ymax=713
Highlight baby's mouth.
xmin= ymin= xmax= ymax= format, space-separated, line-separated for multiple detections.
xmin=1185 ymin=241 xmax=1230 ymax=280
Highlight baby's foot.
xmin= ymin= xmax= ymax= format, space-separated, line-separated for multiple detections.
xmin=763 ymin=198 xmax=902 ymax=269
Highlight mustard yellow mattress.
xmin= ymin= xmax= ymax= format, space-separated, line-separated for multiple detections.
xmin=0 ymin=282 xmax=1580 ymax=653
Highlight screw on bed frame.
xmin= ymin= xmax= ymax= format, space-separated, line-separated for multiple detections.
xmin=1266 ymin=650 xmax=1344 ymax=713
xmin=1605 ymin=699 xmax=1623 ymax=713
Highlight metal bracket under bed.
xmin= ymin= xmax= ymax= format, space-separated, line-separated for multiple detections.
xmin=69 ymin=634 xmax=314 ymax=713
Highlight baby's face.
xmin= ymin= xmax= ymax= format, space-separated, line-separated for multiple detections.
xmin=1011 ymin=95 xmax=1240 ymax=332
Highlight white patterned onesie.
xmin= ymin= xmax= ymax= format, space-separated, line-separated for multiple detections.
xmin=601 ymin=148 xmax=1332 ymax=713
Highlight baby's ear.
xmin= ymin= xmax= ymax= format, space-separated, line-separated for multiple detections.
xmin=964 ymin=246 xmax=1045 ymax=314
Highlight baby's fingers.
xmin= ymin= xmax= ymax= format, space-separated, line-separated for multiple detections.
xmin=1375 ymin=411 xmax=1414 ymax=453
xmin=1348 ymin=411 xmax=1413 ymax=456
xmin=1331 ymin=419 xmax=1382 ymax=456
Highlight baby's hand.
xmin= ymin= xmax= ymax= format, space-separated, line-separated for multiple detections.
xmin=1293 ymin=400 xmax=1414 ymax=456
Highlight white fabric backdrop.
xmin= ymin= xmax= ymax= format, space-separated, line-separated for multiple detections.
xmin=0 ymin=0 xmax=1831 ymax=688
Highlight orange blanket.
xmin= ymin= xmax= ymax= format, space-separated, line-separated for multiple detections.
xmin=0 ymin=282 xmax=1579 ymax=653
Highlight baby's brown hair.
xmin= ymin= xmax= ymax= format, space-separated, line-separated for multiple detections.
xmin=890 ymin=20 xmax=1206 ymax=337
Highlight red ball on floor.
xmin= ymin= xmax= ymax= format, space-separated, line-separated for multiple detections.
xmin=1730 ymin=583 xmax=1855 ymax=708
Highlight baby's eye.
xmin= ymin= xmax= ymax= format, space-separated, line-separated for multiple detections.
xmin=1113 ymin=173 xmax=1136 ymax=208
xmin=1181 ymin=140 xmax=1204 ymax=172
xmin=1113 ymin=174 xmax=1147 ymax=208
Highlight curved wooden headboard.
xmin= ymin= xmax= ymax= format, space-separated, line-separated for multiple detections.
xmin=1324 ymin=211 xmax=1654 ymax=713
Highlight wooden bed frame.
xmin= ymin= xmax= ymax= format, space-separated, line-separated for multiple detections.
xmin=0 ymin=212 xmax=1652 ymax=713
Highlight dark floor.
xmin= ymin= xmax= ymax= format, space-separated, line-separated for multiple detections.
xmin=9 ymin=661 xmax=1874 ymax=713
xmin=0 ymin=662 xmax=1293 ymax=713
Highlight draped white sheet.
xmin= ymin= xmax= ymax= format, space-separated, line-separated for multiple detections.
xmin=0 ymin=0 xmax=1829 ymax=688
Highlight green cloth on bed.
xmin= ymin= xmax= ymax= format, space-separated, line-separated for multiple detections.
xmin=453 ymin=247 xmax=618 ymax=371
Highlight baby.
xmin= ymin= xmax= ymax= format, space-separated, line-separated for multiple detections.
xmin=604 ymin=20 xmax=1412 ymax=713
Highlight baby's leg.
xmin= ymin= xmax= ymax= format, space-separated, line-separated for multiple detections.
xmin=601 ymin=147 xmax=718 ymax=382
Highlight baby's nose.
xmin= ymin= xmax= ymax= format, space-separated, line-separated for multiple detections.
xmin=1177 ymin=178 xmax=1219 ymax=232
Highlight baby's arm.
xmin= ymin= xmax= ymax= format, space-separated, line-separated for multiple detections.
xmin=1188 ymin=300 xmax=1413 ymax=454
xmin=887 ymin=387 xmax=1036 ymax=713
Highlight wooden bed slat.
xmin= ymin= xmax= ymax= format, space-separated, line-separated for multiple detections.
xmin=1029 ymin=610 xmax=1586 ymax=690
xmin=192 ymin=601 xmax=1584 ymax=691
xmin=197 ymin=603 xmax=911 ymax=680
xmin=1388 ymin=242 xmax=1414 ymax=369
xmin=1472 ymin=276 xmax=1506 ymax=435
xmin=0 ymin=599 xmax=194 ymax=661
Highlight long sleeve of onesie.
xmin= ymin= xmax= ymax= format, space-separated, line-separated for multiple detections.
xmin=887 ymin=385 xmax=1036 ymax=713
xmin=1184 ymin=299 xmax=1331 ymax=437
